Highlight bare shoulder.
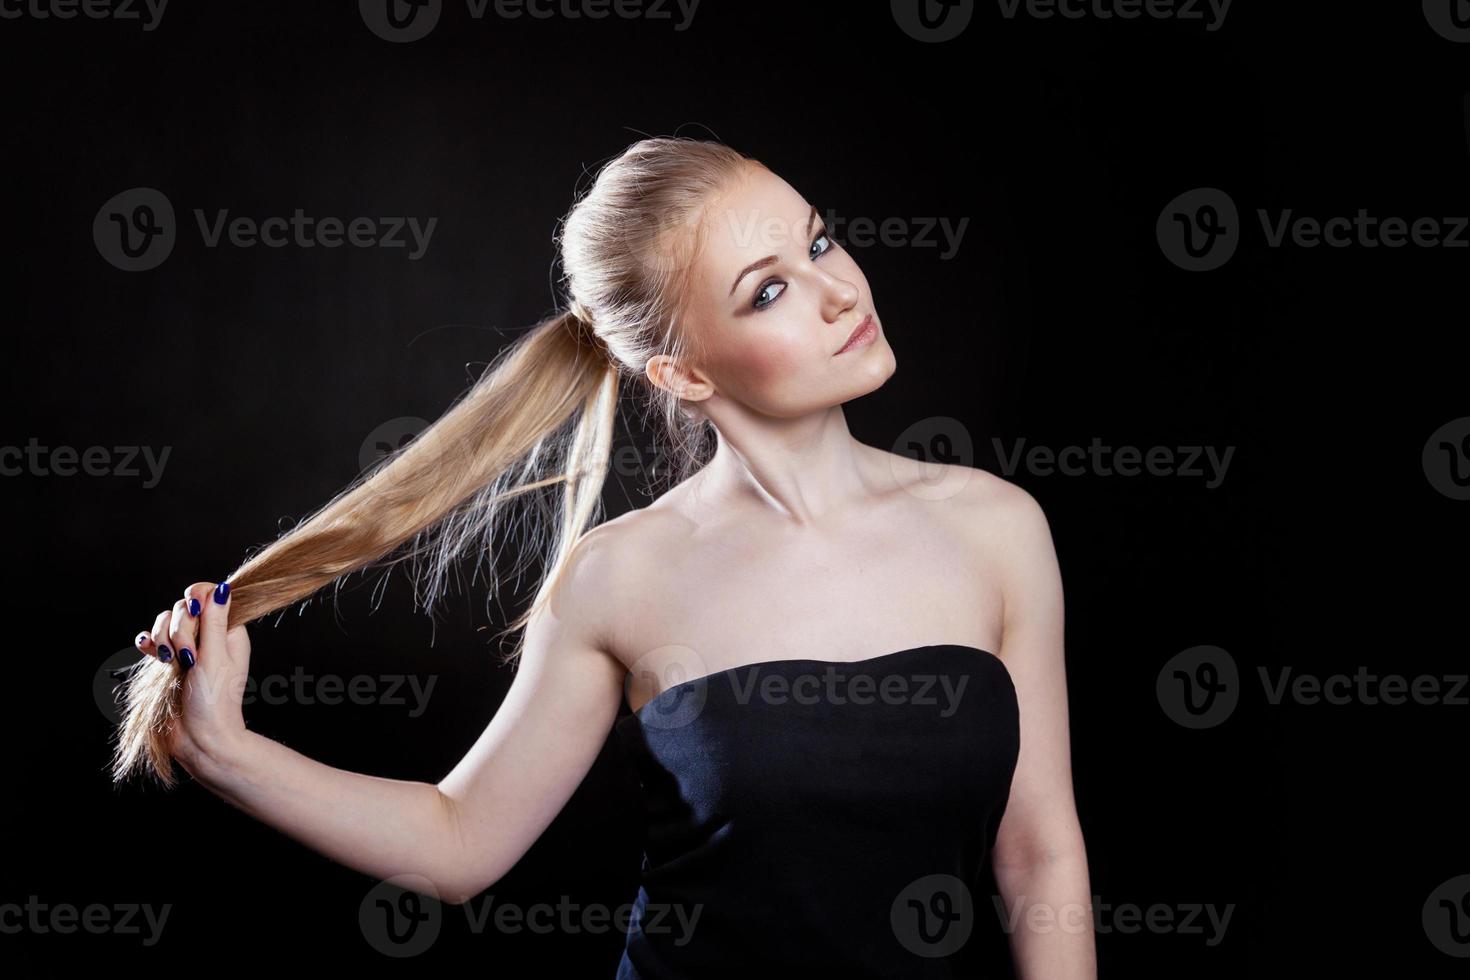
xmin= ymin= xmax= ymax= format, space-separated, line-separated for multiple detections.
xmin=958 ymin=466 xmax=1051 ymax=544
xmin=867 ymin=447 xmax=1057 ymax=591
xmin=946 ymin=466 xmax=1063 ymax=625
xmin=866 ymin=446 xmax=1047 ymax=536
xmin=537 ymin=497 xmax=691 ymax=653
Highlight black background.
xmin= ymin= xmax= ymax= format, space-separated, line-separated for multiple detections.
xmin=3 ymin=1 xmax=1467 ymax=974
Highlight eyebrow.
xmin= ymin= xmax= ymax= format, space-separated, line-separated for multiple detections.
xmin=728 ymin=205 xmax=819 ymax=297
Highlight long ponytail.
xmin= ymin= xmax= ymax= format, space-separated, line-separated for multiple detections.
xmin=110 ymin=313 xmax=616 ymax=788
xmin=109 ymin=135 xmax=754 ymax=789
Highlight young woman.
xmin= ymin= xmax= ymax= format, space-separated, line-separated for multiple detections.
xmin=112 ymin=137 xmax=1096 ymax=977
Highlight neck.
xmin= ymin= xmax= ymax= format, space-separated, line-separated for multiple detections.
xmin=697 ymin=406 xmax=875 ymax=527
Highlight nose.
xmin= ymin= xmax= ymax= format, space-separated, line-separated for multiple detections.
xmin=814 ymin=267 xmax=860 ymax=323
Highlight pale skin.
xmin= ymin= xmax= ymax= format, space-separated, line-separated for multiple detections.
xmin=136 ymin=162 xmax=1095 ymax=977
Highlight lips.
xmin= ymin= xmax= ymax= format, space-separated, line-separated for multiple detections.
xmin=835 ymin=314 xmax=876 ymax=355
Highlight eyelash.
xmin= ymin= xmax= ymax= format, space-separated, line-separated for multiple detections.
xmin=752 ymin=228 xmax=835 ymax=310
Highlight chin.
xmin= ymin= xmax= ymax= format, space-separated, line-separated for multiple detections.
xmin=843 ymin=346 xmax=897 ymax=399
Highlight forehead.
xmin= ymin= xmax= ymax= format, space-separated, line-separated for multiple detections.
xmin=691 ymin=167 xmax=813 ymax=280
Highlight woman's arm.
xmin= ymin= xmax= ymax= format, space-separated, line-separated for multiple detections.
xmin=181 ymin=531 xmax=629 ymax=907
xmin=986 ymin=481 xmax=1096 ymax=979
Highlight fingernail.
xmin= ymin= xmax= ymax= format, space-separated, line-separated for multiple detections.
xmin=214 ymin=581 xmax=231 ymax=605
xmin=135 ymin=631 xmax=151 ymax=648
xmin=180 ymin=647 xmax=195 ymax=669
xmin=158 ymin=644 xmax=173 ymax=663
xmin=188 ymin=597 xmax=201 ymax=617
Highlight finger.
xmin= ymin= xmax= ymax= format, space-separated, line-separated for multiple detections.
xmin=168 ymin=598 xmax=199 ymax=671
xmin=134 ymin=628 xmax=159 ymax=660
xmin=149 ymin=609 xmax=176 ymax=665
xmin=198 ymin=579 xmax=232 ymax=663
xmin=181 ymin=583 xmax=206 ymax=621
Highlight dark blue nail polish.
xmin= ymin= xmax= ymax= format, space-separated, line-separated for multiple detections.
xmin=135 ymin=631 xmax=150 ymax=648
xmin=214 ymin=581 xmax=231 ymax=605
xmin=188 ymin=597 xmax=201 ymax=617
xmin=180 ymin=647 xmax=195 ymax=669
xmin=158 ymin=645 xmax=173 ymax=663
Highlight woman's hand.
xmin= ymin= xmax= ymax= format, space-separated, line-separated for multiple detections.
xmin=133 ymin=581 xmax=250 ymax=773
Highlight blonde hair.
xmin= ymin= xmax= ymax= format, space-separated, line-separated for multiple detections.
xmin=110 ymin=136 xmax=759 ymax=788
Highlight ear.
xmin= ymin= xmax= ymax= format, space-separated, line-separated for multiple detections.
xmin=646 ymin=353 xmax=714 ymax=402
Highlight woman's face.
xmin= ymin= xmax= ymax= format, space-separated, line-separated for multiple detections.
xmin=653 ymin=164 xmax=896 ymax=419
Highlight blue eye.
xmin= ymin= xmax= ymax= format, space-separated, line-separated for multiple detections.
xmin=753 ymin=228 xmax=835 ymax=310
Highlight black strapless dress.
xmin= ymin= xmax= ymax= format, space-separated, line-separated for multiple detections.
xmin=612 ymin=643 xmax=1020 ymax=978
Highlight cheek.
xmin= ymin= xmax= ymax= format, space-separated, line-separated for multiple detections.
xmin=711 ymin=323 xmax=808 ymax=379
